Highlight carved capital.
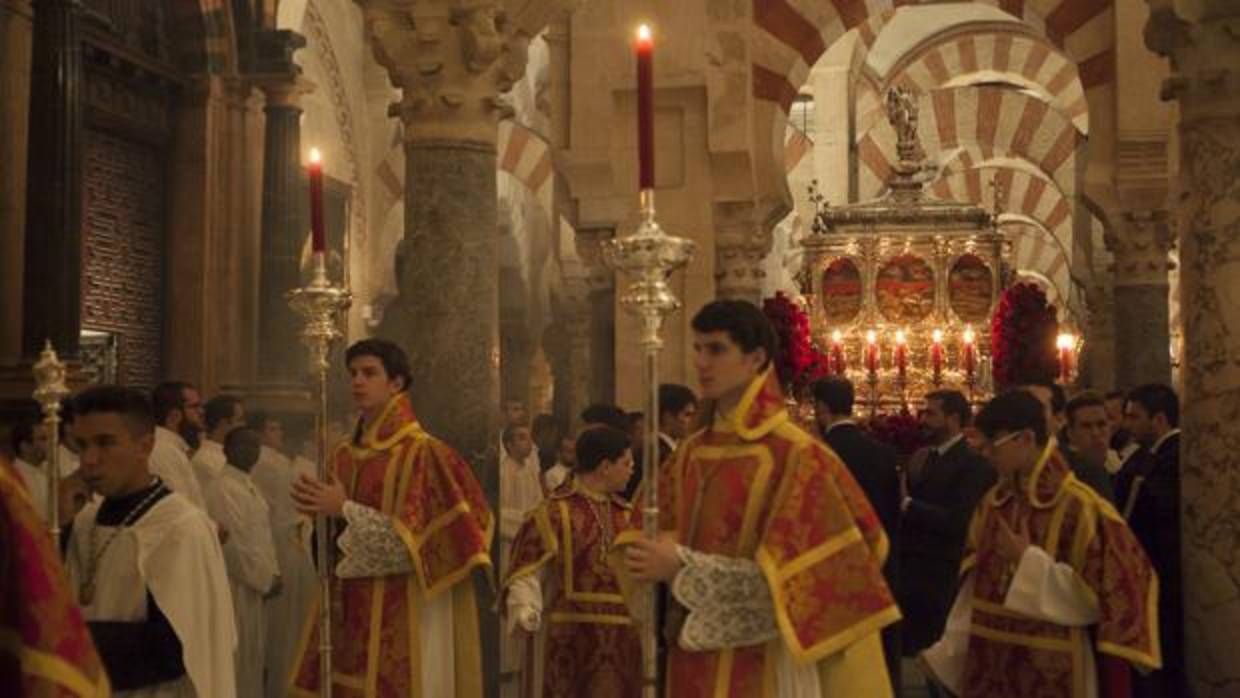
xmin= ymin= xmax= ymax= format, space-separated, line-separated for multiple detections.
xmin=1107 ymin=210 xmax=1176 ymax=286
xmin=714 ymin=200 xmax=775 ymax=302
xmin=1147 ymin=7 xmax=1240 ymax=120
xmin=573 ymin=228 xmax=615 ymax=293
xmin=256 ymin=75 xmax=315 ymax=109
xmin=715 ymin=247 xmax=767 ymax=302
xmin=358 ymin=0 xmax=532 ymax=145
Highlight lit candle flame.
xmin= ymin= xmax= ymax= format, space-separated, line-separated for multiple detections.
xmin=1057 ymin=333 xmax=1074 ymax=350
xmin=963 ymin=326 xmax=976 ymax=345
xmin=932 ymin=328 xmax=943 ymax=343
xmin=309 ymin=148 xmax=322 ymax=164
xmin=831 ymin=329 xmax=843 ymax=344
xmin=637 ymin=24 xmax=652 ymax=42
xmin=866 ymin=329 xmax=877 ymax=345
xmin=895 ymin=330 xmax=907 ymax=345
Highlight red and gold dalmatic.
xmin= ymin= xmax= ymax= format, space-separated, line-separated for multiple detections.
xmin=958 ymin=443 xmax=1161 ymax=698
xmin=620 ymin=368 xmax=900 ymax=698
xmin=291 ymin=393 xmax=494 ymax=698
xmin=0 ymin=461 xmax=110 ymax=697
xmin=504 ymin=480 xmax=642 ymax=697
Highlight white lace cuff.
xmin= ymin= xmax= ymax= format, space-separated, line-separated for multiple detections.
xmin=336 ymin=500 xmax=414 ymax=578
xmin=670 ymin=545 xmax=780 ymax=651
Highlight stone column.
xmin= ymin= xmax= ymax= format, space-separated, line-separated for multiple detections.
xmin=574 ymin=227 xmax=616 ymax=404
xmin=22 ymin=0 xmax=83 ymax=358
xmin=1146 ymin=4 xmax=1240 ymax=696
xmin=253 ymin=30 xmax=311 ymax=401
xmin=1106 ymin=209 xmax=1175 ymax=389
xmin=715 ymin=201 xmax=773 ymax=303
xmin=0 ymin=0 xmax=33 ymax=365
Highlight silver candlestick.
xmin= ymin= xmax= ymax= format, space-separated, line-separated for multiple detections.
xmin=603 ymin=188 xmax=694 ymax=698
xmin=287 ymin=252 xmax=352 ymax=698
xmin=33 ymin=340 xmax=71 ymax=542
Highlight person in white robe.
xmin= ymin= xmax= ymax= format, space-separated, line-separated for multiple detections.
xmin=65 ymin=385 xmax=236 ymax=698
xmin=205 ymin=428 xmax=279 ymax=698
xmin=150 ymin=425 xmax=205 ymax=509
xmin=499 ymin=423 xmax=544 ymax=698
xmin=541 ymin=435 xmax=576 ymax=492
xmin=248 ymin=415 xmax=317 ymax=698
xmin=191 ymin=395 xmax=246 ymax=493
xmin=10 ymin=421 xmax=49 ymax=520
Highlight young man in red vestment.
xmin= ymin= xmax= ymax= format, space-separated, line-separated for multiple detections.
xmin=504 ymin=424 xmax=642 ymax=697
xmin=290 ymin=338 xmax=494 ymax=697
xmin=923 ymin=389 xmax=1161 ymax=698
xmin=619 ymin=299 xmax=900 ymax=697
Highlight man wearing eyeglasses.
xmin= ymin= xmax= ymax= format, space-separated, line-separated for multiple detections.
xmin=922 ymin=390 xmax=1159 ymax=698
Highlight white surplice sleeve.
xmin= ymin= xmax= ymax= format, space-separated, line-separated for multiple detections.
xmin=1003 ymin=545 xmax=1100 ymax=625
xmin=505 ymin=570 xmax=544 ymax=634
xmin=336 ymin=500 xmax=414 ymax=578
xmin=205 ymin=480 xmax=278 ymax=593
xmin=922 ymin=574 xmax=975 ymax=696
xmin=669 ymin=545 xmax=781 ymax=651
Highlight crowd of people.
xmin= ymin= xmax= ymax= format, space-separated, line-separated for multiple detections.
xmin=0 ymin=298 xmax=1185 ymax=698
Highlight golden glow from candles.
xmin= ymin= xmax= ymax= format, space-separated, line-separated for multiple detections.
xmin=637 ymin=24 xmax=652 ymax=41
xmin=963 ymin=326 xmax=976 ymax=345
xmin=831 ymin=329 xmax=843 ymax=344
xmin=866 ymin=329 xmax=877 ymax=345
xmin=309 ymin=147 xmax=322 ymax=164
xmin=1057 ymin=332 xmax=1074 ymax=350
xmin=895 ymin=330 xmax=907 ymax=345
xmin=932 ymin=328 xmax=943 ymax=344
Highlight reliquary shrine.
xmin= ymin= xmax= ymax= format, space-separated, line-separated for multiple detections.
xmin=800 ymin=88 xmax=1010 ymax=412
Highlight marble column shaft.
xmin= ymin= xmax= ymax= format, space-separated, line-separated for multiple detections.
xmin=0 ymin=0 xmax=34 ymax=365
xmin=256 ymin=78 xmax=310 ymax=388
xmin=575 ymin=227 xmax=616 ymax=405
xmin=1110 ymin=210 xmax=1174 ymax=389
xmin=1146 ymin=4 xmax=1240 ymax=697
xmin=22 ymin=0 xmax=82 ymax=358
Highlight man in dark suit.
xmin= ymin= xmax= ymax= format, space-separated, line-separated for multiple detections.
xmin=901 ymin=389 xmax=996 ymax=660
xmin=1119 ymin=383 xmax=1184 ymax=697
xmin=811 ymin=377 xmax=902 ymax=695
xmin=656 ymin=383 xmax=698 ymax=466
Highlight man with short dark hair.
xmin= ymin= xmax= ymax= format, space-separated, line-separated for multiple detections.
xmin=148 ymin=381 xmax=206 ymax=509
xmin=657 ymin=383 xmax=698 ymax=464
xmin=580 ymin=403 xmax=630 ymax=432
xmin=290 ymin=338 xmax=493 ymax=697
xmin=1118 ymin=382 xmax=1184 ymax=697
xmin=191 ymin=395 xmax=245 ymax=492
xmin=901 ymin=389 xmax=994 ymax=658
xmin=1064 ymin=392 xmax=1117 ymax=474
xmin=619 ymin=300 xmax=898 ymax=696
xmin=205 ymin=427 xmax=278 ymax=698
xmin=811 ymin=375 xmax=903 ymax=694
xmin=542 ymin=434 xmax=577 ymax=492
xmin=505 ymin=425 xmax=642 ymax=696
xmin=1022 ymin=383 xmax=1115 ymax=502
xmin=65 ymin=385 xmax=236 ymax=697
xmin=923 ymin=390 xmax=1160 ymax=697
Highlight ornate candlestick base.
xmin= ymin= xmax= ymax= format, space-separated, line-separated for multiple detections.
xmin=603 ymin=189 xmax=694 ymax=698
xmin=287 ymin=253 xmax=352 ymax=698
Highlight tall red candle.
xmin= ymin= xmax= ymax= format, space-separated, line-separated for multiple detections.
xmin=931 ymin=329 xmax=944 ymax=382
xmin=1057 ymin=333 xmax=1074 ymax=383
xmin=308 ymin=148 xmax=326 ymax=253
xmin=895 ymin=331 xmax=907 ymax=380
xmin=636 ymin=25 xmax=654 ymax=190
xmin=831 ymin=330 xmax=845 ymax=375
xmin=962 ymin=327 xmax=976 ymax=378
xmin=865 ymin=330 xmax=879 ymax=375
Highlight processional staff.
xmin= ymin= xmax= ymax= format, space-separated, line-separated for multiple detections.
xmin=33 ymin=340 xmax=71 ymax=542
xmin=288 ymin=147 xmax=352 ymax=698
xmin=603 ymin=24 xmax=696 ymax=698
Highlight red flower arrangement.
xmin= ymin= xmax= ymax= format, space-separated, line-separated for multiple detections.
xmin=991 ymin=282 xmax=1060 ymax=390
xmin=862 ymin=411 xmax=931 ymax=458
xmin=762 ymin=292 xmax=829 ymax=393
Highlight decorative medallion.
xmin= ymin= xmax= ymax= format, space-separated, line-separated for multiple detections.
xmin=821 ymin=258 xmax=862 ymax=324
xmin=877 ymin=254 xmax=934 ymax=322
xmin=949 ymin=254 xmax=993 ymax=323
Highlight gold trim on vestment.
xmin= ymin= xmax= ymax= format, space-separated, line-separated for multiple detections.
xmin=0 ymin=627 xmax=107 ymax=697
xmin=969 ymin=623 xmax=1074 ymax=652
xmin=547 ymin=612 xmax=633 ymax=625
xmin=1096 ymin=572 xmax=1162 ymax=670
xmin=561 ymin=498 xmax=626 ymax=604
xmin=502 ymin=505 xmax=559 ymax=587
xmin=712 ymin=648 xmax=734 ymax=698
xmin=774 ymin=528 xmax=864 ymax=580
